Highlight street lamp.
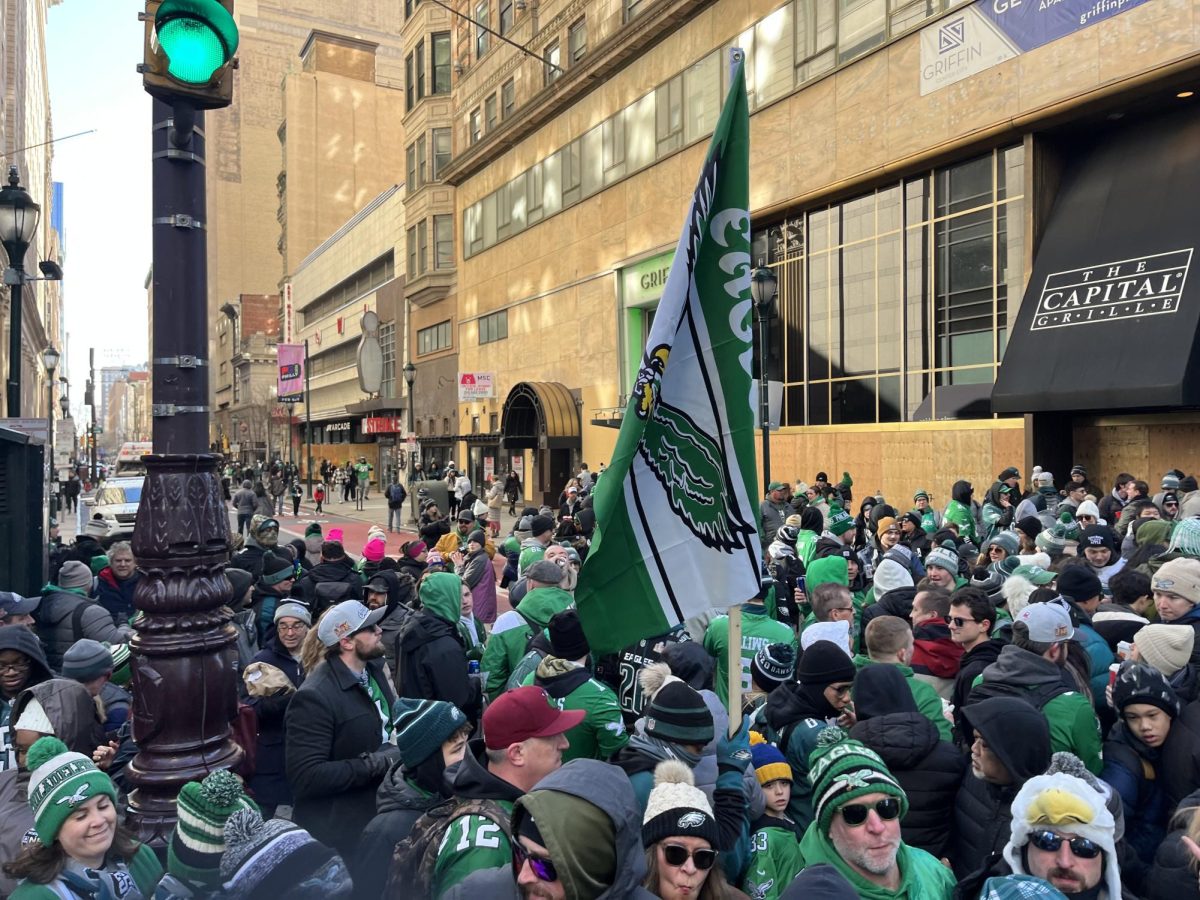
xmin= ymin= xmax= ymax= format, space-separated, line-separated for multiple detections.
xmin=750 ymin=266 xmax=778 ymax=492
xmin=0 ymin=166 xmax=40 ymax=417
xmin=403 ymin=361 xmax=416 ymax=522
xmin=42 ymin=345 xmax=59 ymax=512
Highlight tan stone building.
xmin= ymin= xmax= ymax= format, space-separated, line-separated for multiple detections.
xmin=205 ymin=2 xmax=406 ymax=442
xmin=443 ymin=0 xmax=1200 ymax=506
xmin=0 ymin=0 xmax=63 ymax=420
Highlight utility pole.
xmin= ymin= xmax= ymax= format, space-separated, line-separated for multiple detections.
xmin=88 ymin=349 xmax=97 ymax=484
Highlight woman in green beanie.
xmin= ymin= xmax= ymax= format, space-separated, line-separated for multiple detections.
xmin=3 ymin=736 xmax=162 ymax=899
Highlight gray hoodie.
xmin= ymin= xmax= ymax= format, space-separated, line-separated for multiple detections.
xmin=442 ymin=758 xmax=656 ymax=899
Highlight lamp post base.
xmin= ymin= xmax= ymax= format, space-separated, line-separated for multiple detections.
xmin=125 ymin=452 xmax=242 ymax=847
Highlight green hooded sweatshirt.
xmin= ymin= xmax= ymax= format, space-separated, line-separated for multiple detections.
xmin=797 ymin=824 xmax=955 ymax=900
xmin=523 ymin=657 xmax=629 ymax=762
xmin=481 ymin=587 xmax=574 ymax=700
xmin=516 ymin=782 xmax=618 ymax=900
xmin=420 ymin=571 xmax=462 ymax=624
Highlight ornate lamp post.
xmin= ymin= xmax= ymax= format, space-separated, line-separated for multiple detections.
xmin=750 ymin=267 xmax=778 ymax=492
xmin=0 ymin=167 xmax=40 ymax=417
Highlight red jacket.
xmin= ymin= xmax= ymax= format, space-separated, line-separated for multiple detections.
xmin=911 ymin=617 xmax=964 ymax=678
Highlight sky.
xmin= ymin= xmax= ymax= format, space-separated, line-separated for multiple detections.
xmin=46 ymin=0 xmax=152 ymax=415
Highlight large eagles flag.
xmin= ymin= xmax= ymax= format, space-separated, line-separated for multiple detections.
xmin=575 ymin=52 xmax=762 ymax=656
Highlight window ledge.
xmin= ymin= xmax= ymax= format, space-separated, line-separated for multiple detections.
xmin=407 ymin=270 xmax=456 ymax=307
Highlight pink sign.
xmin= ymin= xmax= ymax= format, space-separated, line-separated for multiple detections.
xmin=277 ymin=344 xmax=305 ymax=401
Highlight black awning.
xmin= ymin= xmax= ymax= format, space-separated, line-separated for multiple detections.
xmin=992 ymin=107 xmax=1200 ymax=414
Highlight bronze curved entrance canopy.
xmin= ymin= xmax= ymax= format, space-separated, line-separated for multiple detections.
xmin=500 ymin=381 xmax=580 ymax=449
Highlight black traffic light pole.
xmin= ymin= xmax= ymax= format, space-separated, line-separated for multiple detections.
xmin=126 ymin=97 xmax=241 ymax=845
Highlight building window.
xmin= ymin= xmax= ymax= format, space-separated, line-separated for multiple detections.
xmin=501 ymin=79 xmax=515 ymax=119
xmin=443 ymin=418 xmax=451 ymax=435
xmin=405 ymin=0 xmax=419 ymax=16
xmin=435 ymin=215 xmax=454 ymax=269
xmin=416 ymin=40 xmax=426 ymax=101
xmin=407 ymin=225 xmax=418 ymax=278
xmin=544 ymin=41 xmax=561 ymax=85
xmin=485 ymin=94 xmax=498 ymax=133
xmin=479 ymin=310 xmax=508 ymax=344
xmin=405 ymin=143 xmax=416 ymax=193
xmin=655 ymin=75 xmax=683 ymax=157
xmin=432 ymin=32 xmax=451 ymax=94
xmin=568 ymin=17 xmax=587 ymax=64
xmin=417 ymin=320 xmax=452 ymax=355
xmin=405 ymin=53 xmax=415 ymax=110
xmin=380 ymin=320 xmax=396 ymax=397
xmin=469 ymin=108 xmax=481 ymax=145
xmin=433 ymin=128 xmax=452 ymax=178
xmin=489 ymin=413 xmax=499 ymax=432
xmin=499 ymin=0 xmax=514 ymax=34
xmin=417 ymin=220 xmax=428 ymax=276
xmin=625 ymin=0 xmax=646 ymax=22
xmin=736 ymin=144 xmax=1025 ymax=426
xmin=475 ymin=1 xmax=490 ymax=57
xmin=416 ymin=136 xmax=427 ymax=186
xmin=299 ymin=252 xmax=395 ymax=326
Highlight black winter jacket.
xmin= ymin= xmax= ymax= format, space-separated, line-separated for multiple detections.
xmin=860 ymin=587 xmax=918 ymax=635
xmin=284 ymin=655 xmax=399 ymax=855
xmin=396 ymin=610 xmax=481 ymax=722
xmin=850 ymin=711 xmax=964 ymax=858
xmin=353 ymin=764 xmax=444 ymax=899
xmin=1145 ymin=790 xmax=1200 ymax=900
xmin=952 ymin=638 xmax=1005 ymax=743
xmin=292 ymin=557 xmax=363 ymax=614
xmin=247 ymin=636 xmax=305 ymax=810
xmin=949 ymin=697 xmax=1052 ymax=879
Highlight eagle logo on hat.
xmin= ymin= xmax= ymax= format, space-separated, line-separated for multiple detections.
xmin=677 ymin=812 xmax=707 ymax=829
xmin=55 ymin=784 xmax=90 ymax=808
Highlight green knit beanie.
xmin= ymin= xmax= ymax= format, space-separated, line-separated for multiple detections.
xmin=807 ymin=729 xmax=908 ymax=834
xmin=827 ymin=505 xmax=854 ymax=536
xmin=168 ymin=769 xmax=259 ymax=887
xmin=26 ymin=737 xmax=118 ymax=845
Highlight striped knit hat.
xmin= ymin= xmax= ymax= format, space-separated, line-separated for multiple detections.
xmin=827 ymin=505 xmax=855 ymax=536
xmin=807 ymin=730 xmax=908 ymax=834
xmin=169 ymin=769 xmax=259 ymax=887
xmin=26 ymin=737 xmax=118 ymax=844
xmin=639 ymin=663 xmax=714 ymax=745
xmin=109 ymin=642 xmax=133 ymax=687
xmin=751 ymin=743 xmax=793 ymax=786
xmin=925 ymin=543 xmax=960 ymax=574
xmin=220 ymin=809 xmax=337 ymax=899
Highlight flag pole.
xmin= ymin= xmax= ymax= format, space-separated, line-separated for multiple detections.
xmin=724 ymin=44 xmax=748 ymax=739
xmin=726 ymin=603 xmax=743 ymax=736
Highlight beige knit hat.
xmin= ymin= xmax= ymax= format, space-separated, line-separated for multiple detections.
xmin=641 ymin=760 xmax=719 ymax=849
xmin=1134 ymin=624 xmax=1194 ymax=678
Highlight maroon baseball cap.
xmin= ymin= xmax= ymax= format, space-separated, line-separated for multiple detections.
xmin=483 ymin=686 xmax=586 ymax=750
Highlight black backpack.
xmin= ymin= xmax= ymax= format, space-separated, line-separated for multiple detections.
xmin=386 ymin=797 xmax=511 ymax=896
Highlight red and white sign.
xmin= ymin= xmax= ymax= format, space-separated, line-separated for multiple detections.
xmin=484 ymin=456 xmax=495 ymax=481
xmin=282 ymin=283 xmax=294 ymax=343
xmin=362 ymin=416 xmax=404 ymax=434
xmin=512 ymin=454 xmax=524 ymax=481
xmin=457 ymin=372 xmax=495 ymax=401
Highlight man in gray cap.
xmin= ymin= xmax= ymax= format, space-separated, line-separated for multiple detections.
xmin=285 ymin=600 xmax=398 ymax=856
xmin=34 ymin=561 xmax=131 ymax=671
xmin=61 ymin=638 xmax=130 ymax=739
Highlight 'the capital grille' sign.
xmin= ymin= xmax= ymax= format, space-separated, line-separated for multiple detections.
xmin=1031 ymin=249 xmax=1192 ymax=331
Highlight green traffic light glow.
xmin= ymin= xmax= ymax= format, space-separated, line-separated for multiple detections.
xmin=155 ymin=0 xmax=239 ymax=85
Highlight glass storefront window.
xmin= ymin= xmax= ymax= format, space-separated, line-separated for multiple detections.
xmin=753 ymin=145 xmax=1024 ymax=426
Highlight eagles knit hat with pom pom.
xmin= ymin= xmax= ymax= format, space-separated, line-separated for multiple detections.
xmin=392 ymin=698 xmax=469 ymax=768
xmin=641 ymin=759 xmax=720 ymax=849
xmin=220 ymin=809 xmax=338 ymax=900
xmin=25 ymin=736 xmax=118 ymax=844
xmin=807 ymin=729 xmax=908 ymax=834
xmin=169 ymin=769 xmax=259 ymax=887
xmin=639 ymin=663 xmax=714 ymax=745
xmin=925 ymin=543 xmax=961 ymax=574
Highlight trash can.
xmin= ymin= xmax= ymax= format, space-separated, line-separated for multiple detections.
xmin=0 ymin=426 xmax=47 ymax=596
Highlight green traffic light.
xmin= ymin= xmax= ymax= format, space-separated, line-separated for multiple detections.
xmin=155 ymin=0 xmax=239 ymax=85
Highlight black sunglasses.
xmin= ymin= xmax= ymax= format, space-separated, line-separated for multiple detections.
xmin=512 ymin=841 xmax=559 ymax=882
xmin=1028 ymin=829 xmax=1102 ymax=859
xmin=840 ymin=798 xmax=902 ymax=827
xmin=661 ymin=844 xmax=717 ymax=870
xmin=950 ymin=616 xmax=980 ymax=627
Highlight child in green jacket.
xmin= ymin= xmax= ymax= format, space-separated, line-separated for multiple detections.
xmin=743 ymin=742 xmax=804 ymax=900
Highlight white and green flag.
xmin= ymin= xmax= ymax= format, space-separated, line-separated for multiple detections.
xmin=576 ymin=53 xmax=762 ymax=656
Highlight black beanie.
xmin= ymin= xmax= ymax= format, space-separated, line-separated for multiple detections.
xmin=1015 ymin=517 xmax=1042 ymax=541
xmin=797 ymin=641 xmax=857 ymax=686
xmin=259 ymin=552 xmax=294 ymax=586
xmin=548 ymin=609 xmax=589 ymax=661
xmin=1181 ymin=476 xmax=1199 ymax=493
xmin=1113 ymin=662 xmax=1180 ymax=718
xmin=1081 ymin=524 xmax=1116 ymax=553
xmin=751 ymin=642 xmax=796 ymax=691
xmin=645 ymin=680 xmax=714 ymax=745
xmin=467 ymin=529 xmax=487 ymax=547
xmin=530 ymin=515 xmax=555 ymax=538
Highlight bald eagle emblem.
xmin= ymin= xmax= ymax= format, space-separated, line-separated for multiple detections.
xmin=56 ymin=784 xmax=91 ymax=807
xmin=631 ymin=344 xmax=755 ymax=553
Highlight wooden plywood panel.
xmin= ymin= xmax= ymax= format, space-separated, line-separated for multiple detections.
xmin=835 ymin=433 xmax=885 ymax=501
xmin=882 ymin=431 xmax=935 ymax=507
xmin=1092 ymin=425 xmax=1149 ymax=493
xmin=1147 ymin=425 xmax=1200 ymax=481
xmin=931 ymin=429 xmax=996 ymax=505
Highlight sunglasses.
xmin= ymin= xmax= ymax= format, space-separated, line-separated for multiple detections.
xmin=949 ymin=616 xmax=980 ymax=627
xmin=661 ymin=844 xmax=717 ymax=870
xmin=840 ymin=797 xmax=902 ymax=827
xmin=1028 ymin=829 xmax=1102 ymax=859
xmin=512 ymin=841 xmax=559 ymax=882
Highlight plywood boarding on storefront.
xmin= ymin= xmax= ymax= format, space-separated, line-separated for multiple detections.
xmin=1073 ymin=414 xmax=1200 ymax=492
xmin=764 ymin=420 xmax=1026 ymax=510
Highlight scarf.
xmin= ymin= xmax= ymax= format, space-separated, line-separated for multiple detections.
xmin=61 ymin=856 xmax=144 ymax=900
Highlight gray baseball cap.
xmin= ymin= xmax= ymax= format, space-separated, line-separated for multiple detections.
xmin=0 ymin=592 xmax=40 ymax=616
xmin=316 ymin=600 xmax=386 ymax=647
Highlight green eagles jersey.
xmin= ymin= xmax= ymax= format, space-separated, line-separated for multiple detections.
xmin=432 ymin=804 xmax=515 ymax=898
xmin=744 ymin=817 xmax=804 ymax=900
xmin=704 ymin=606 xmax=797 ymax=705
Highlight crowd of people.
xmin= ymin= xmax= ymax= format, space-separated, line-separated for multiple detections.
xmin=6 ymin=462 xmax=1200 ymax=898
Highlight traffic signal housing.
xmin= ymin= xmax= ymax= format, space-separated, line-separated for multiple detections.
xmin=140 ymin=0 xmax=239 ymax=109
